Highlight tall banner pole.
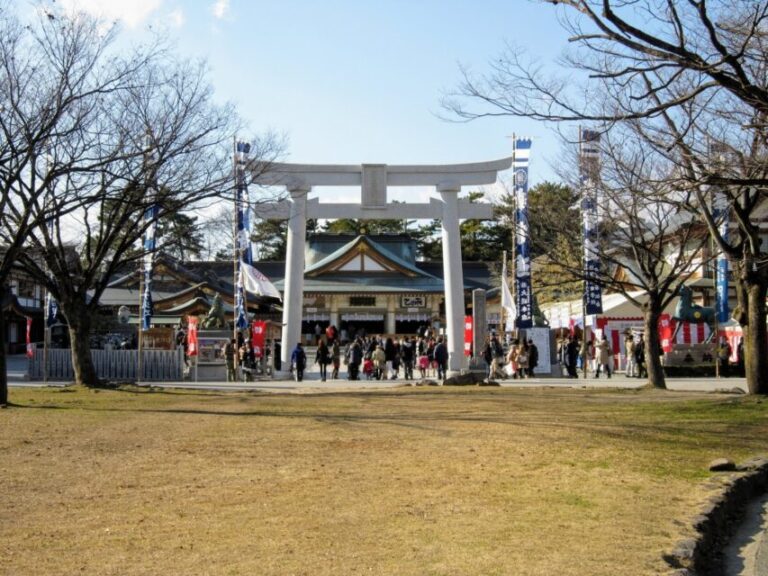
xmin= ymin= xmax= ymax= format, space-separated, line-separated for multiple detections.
xmin=501 ymin=250 xmax=507 ymax=335
xmin=234 ymin=139 xmax=253 ymax=377
xmin=137 ymin=268 xmax=143 ymax=384
xmin=513 ymin=136 xmax=533 ymax=339
xmin=232 ymin=138 xmax=239 ymax=351
xmin=580 ymin=127 xmax=603 ymax=379
xmin=138 ymin=135 xmax=159 ymax=384
xmin=714 ymin=242 xmax=720 ymax=379
xmin=42 ymin=154 xmax=58 ymax=385
xmin=710 ymin=141 xmax=730 ymax=379
xmin=43 ymin=309 xmax=48 ymax=385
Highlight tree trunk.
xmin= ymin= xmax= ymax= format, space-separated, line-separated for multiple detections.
xmin=65 ymin=301 xmax=99 ymax=387
xmin=644 ymin=307 xmax=666 ymax=389
xmin=745 ymin=281 xmax=768 ymax=394
xmin=0 ymin=311 xmax=8 ymax=407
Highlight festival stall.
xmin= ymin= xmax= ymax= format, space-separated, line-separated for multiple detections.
xmin=543 ymin=290 xmax=725 ymax=370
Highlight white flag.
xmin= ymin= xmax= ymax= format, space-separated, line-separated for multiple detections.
xmin=239 ymin=261 xmax=282 ymax=301
xmin=501 ymin=259 xmax=516 ymax=320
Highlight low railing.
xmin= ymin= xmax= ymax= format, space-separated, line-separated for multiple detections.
xmin=29 ymin=348 xmax=185 ymax=382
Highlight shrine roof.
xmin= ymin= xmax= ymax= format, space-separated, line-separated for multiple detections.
xmin=304 ymin=235 xmax=438 ymax=279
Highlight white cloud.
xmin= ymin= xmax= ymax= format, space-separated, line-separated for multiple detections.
xmin=58 ymin=0 xmax=163 ymax=28
xmin=168 ymin=7 xmax=185 ymax=28
xmin=212 ymin=0 xmax=230 ymax=19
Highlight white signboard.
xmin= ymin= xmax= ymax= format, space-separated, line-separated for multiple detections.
xmin=526 ymin=327 xmax=552 ymax=375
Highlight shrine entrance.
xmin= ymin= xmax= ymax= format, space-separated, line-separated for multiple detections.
xmin=253 ymin=157 xmax=512 ymax=376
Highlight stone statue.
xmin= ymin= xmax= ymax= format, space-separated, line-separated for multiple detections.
xmin=201 ymin=293 xmax=227 ymax=329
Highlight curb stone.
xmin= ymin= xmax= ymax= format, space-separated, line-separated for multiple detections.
xmin=664 ymin=457 xmax=768 ymax=575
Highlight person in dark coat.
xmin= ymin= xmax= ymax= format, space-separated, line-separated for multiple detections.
xmin=347 ymin=338 xmax=363 ymax=380
xmin=401 ymin=337 xmax=415 ymax=380
xmin=315 ymin=339 xmax=331 ymax=382
xmin=634 ymin=334 xmax=646 ymax=378
xmin=526 ymin=339 xmax=539 ymax=377
xmin=566 ymin=337 xmax=580 ymax=378
xmin=290 ymin=342 xmax=306 ymax=381
xmin=433 ymin=337 xmax=449 ymax=380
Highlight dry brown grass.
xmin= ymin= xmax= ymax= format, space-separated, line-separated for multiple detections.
xmin=2 ymin=385 xmax=767 ymax=576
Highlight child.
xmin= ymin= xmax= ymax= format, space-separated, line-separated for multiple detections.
xmin=363 ymin=358 xmax=375 ymax=379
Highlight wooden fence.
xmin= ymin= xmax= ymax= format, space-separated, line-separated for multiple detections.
xmin=29 ymin=348 xmax=185 ymax=382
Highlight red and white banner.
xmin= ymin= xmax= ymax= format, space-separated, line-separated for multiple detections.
xmin=26 ymin=317 xmax=33 ymax=358
xmin=464 ymin=316 xmax=473 ymax=356
xmin=251 ymin=320 xmax=266 ymax=358
xmin=187 ymin=316 xmax=199 ymax=357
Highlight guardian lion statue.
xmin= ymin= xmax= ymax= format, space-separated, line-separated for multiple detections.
xmin=201 ymin=293 xmax=227 ymax=329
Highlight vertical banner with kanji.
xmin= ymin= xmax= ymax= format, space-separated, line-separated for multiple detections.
xmin=580 ymin=128 xmax=603 ymax=315
xmin=659 ymin=314 xmax=675 ymax=353
xmin=26 ymin=317 xmax=33 ymax=358
xmin=514 ymin=138 xmax=533 ymax=328
xmin=187 ymin=317 xmax=199 ymax=357
xmin=251 ymin=320 xmax=266 ymax=358
xmin=464 ymin=316 xmax=473 ymax=356
xmin=710 ymin=141 xmax=731 ymax=324
xmin=713 ymin=190 xmax=730 ymax=323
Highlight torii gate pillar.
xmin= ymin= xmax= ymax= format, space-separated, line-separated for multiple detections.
xmin=438 ymin=182 xmax=466 ymax=376
xmin=282 ymin=185 xmax=309 ymax=360
xmin=254 ymin=158 xmax=513 ymax=377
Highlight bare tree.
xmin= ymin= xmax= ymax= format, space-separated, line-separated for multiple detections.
xmin=5 ymin=7 xmax=282 ymax=389
xmin=0 ymin=4 xmax=155 ymax=405
xmin=535 ymin=130 xmax=711 ymax=388
xmin=443 ymin=1 xmax=768 ymax=393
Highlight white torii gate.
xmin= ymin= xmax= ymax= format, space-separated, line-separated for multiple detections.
xmin=252 ymin=158 xmax=513 ymax=376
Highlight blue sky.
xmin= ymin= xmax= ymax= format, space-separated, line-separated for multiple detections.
xmin=53 ymin=1 xmax=574 ymax=191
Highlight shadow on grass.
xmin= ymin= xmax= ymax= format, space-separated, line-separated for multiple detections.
xmin=11 ymin=394 xmax=767 ymax=450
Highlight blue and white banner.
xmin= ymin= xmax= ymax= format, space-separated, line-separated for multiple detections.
xmin=713 ymin=190 xmax=729 ymax=323
xmin=234 ymin=140 xmax=251 ymax=330
xmin=141 ymin=204 xmax=159 ymax=331
xmin=514 ymin=138 xmax=533 ymax=329
xmin=45 ymin=217 xmax=58 ymax=327
xmin=500 ymin=255 xmax=516 ymax=321
xmin=580 ymin=129 xmax=603 ymax=315
xmin=45 ymin=292 xmax=58 ymax=328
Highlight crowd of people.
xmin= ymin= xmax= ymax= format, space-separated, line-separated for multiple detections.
xmin=481 ymin=334 xmax=540 ymax=379
xmin=290 ymin=325 xmax=452 ymax=381
xmin=248 ymin=324 xmax=750 ymax=384
xmin=553 ymin=333 xmax=646 ymax=379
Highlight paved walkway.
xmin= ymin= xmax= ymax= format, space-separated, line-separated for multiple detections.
xmin=8 ymin=371 xmax=751 ymax=393
xmin=726 ymin=494 xmax=768 ymax=576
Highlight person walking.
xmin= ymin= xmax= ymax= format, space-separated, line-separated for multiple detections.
xmin=373 ymin=344 xmax=386 ymax=380
xmin=433 ymin=337 xmax=449 ymax=380
xmin=384 ymin=337 xmax=396 ymax=379
xmin=624 ymin=334 xmax=636 ymax=377
xmin=506 ymin=339 xmax=520 ymax=379
xmin=331 ymin=339 xmax=341 ymax=379
xmin=634 ymin=334 xmax=646 ymax=379
xmin=595 ymin=337 xmax=612 ymax=378
xmin=717 ymin=337 xmax=732 ymax=378
xmin=315 ymin=339 xmax=331 ymax=382
xmin=566 ymin=337 xmax=580 ymax=378
xmin=291 ymin=342 xmax=307 ymax=382
xmin=527 ymin=338 xmax=539 ymax=377
xmin=482 ymin=336 xmax=494 ymax=379
xmin=516 ymin=340 xmax=529 ymax=379
xmin=223 ymin=339 xmax=236 ymax=382
xmin=401 ymin=336 xmax=414 ymax=380
xmin=347 ymin=338 xmax=362 ymax=380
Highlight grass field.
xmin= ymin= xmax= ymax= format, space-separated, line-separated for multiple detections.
xmin=2 ymin=385 xmax=767 ymax=576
